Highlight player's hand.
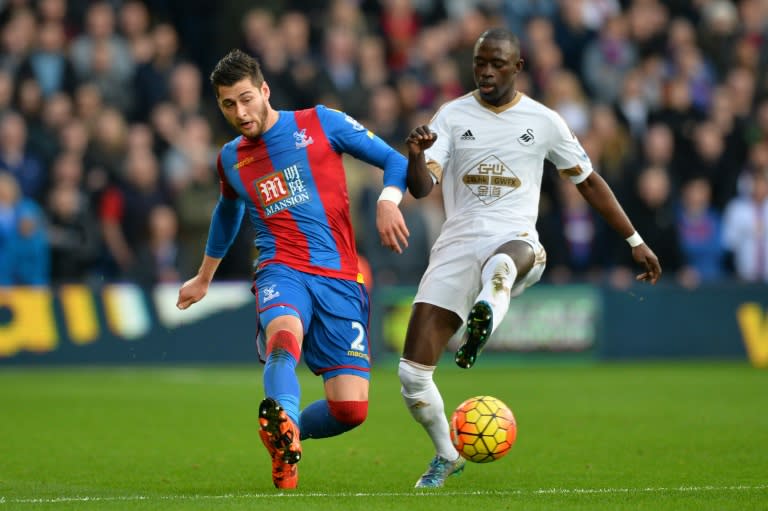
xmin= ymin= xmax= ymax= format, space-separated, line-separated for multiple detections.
xmin=406 ymin=125 xmax=437 ymax=154
xmin=632 ymin=244 xmax=661 ymax=284
xmin=376 ymin=199 xmax=409 ymax=254
xmin=176 ymin=274 xmax=210 ymax=310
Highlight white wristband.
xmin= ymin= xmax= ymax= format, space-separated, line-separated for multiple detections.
xmin=377 ymin=186 xmax=403 ymax=206
xmin=625 ymin=231 xmax=644 ymax=248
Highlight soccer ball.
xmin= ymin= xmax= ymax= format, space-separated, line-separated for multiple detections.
xmin=450 ymin=395 xmax=517 ymax=463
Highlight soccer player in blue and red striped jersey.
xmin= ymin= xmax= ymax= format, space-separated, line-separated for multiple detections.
xmin=176 ymin=49 xmax=411 ymax=489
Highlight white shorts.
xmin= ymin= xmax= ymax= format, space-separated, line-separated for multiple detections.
xmin=413 ymin=232 xmax=546 ymax=322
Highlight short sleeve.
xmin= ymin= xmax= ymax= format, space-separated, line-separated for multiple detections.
xmin=546 ymin=113 xmax=593 ymax=184
xmin=423 ymin=109 xmax=452 ymax=182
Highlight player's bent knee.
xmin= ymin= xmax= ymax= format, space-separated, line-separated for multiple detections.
xmin=265 ymin=330 xmax=301 ymax=360
xmin=328 ymin=400 xmax=368 ymax=428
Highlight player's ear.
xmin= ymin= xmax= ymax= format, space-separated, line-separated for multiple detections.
xmin=261 ymin=81 xmax=271 ymax=100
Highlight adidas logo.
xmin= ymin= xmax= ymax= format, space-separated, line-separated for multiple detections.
xmin=460 ymin=129 xmax=475 ymax=140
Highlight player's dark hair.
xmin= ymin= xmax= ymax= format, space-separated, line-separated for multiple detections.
xmin=477 ymin=28 xmax=520 ymax=53
xmin=210 ymin=49 xmax=264 ymax=94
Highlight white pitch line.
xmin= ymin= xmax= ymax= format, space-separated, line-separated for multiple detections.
xmin=2 ymin=485 xmax=767 ymax=504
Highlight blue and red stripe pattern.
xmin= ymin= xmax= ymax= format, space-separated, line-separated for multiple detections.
xmin=207 ymin=105 xmax=407 ymax=282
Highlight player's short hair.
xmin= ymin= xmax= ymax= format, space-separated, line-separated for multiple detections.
xmin=210 ymin=49 xmax=264 ymax=94
xmin=476 ymin=28 xmax=520 ymax=53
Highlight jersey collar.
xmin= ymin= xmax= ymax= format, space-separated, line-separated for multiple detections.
xmin=472 ymin=90 xmax=522 ymax=114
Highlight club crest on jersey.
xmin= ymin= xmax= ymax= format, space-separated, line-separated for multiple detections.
xmin=461 ymin=155 xmax=521 ymax=205
xmin=293 ymin=129 xmax=314 ymax=149
xmin=344 ymin=114 xmax=365 ymax=131
xmin=254 ymin=164 xmax=311 ymax=216
xmin=517 ymin=129 xmax=535 ymax=146
xmin=261 ymin=284 xmax=280 ymax=303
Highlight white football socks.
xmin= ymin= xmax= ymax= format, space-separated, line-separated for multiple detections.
xmin=398 ymin=358 xmax=460 ymax=461
xmin=475 ymin=253 xmax=517 ymax=333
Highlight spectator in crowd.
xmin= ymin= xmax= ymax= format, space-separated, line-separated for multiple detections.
xmin=0 ymin=173 xmax=49 ymax=285
xmin=129 ymin=204 xmax=184 ymax=286
xmin=688 ymin=120 xmax=739 ymax=211
xmin=647 ymin=76 xmax=704 ymax=173
xmin=0 ymin=111 xmax=45 ymax=200
xmin=0 ymin=7 xmax=36 ymax=77
xmin=379 ymin=0 xmax=420 ymax=74
xmin=358 ymin=35 xmax=391 ymax=94
xmin=588 ymin=103 xmax=634 ymax=190
xmin=46 ymin=182 xmax=101 ymax=283
xmin=551 ymin=0 xmax=594 ymax=77
xmin=85 ymin=107 xmax=129 ymax=187
xmin=37 ymin=0 xmax=73 ymax=36
xmin=543 ymin=69 xmax=591 ymax=137
xmin=161 ymin=114 xmax=217 ymax=193
xmin=676 ymin=176 xmax=724 ymax=286
xmin=98 ymin=148 xmax=172 ymax=278
xmin=117 ymin=0 xmax=152 ymax=65
xmin=168 ymin=62 xmax=218 ymax=124
xmin=317 ymin=25 xmax=367 ymax=118
xmin=132 ymin=23 xmax=183 ymax=121
xmin=81 ymin=39 xmax=135 ymax=112
xmin=615 ymin=165 xmax=685 ymax=287
xmin=72 ymin=82 xmax=104 ymax=133
xmin=697 ymin=0 xmax=739 ymax=80
xmin=35 ymin=92 xmax=74 ymax=164
xmin=17 ymin=20 xmax=78 ymax=98
xmin=722 ymin=169 xmax=768 ymax=283
xmin=173 ymin=151 xmax=219 ymax=278
xmin=539 ymin=175 xmax=610 ymax=284
xmin=614 ymin=67 xmax=652 ymax=139
xmin=581 ymin=14 xmax=637 ymax=103
xmin=70 ymin=2 xmax=133 ymax=86
xmin=363 ymin=84 xmax=409 ymax=146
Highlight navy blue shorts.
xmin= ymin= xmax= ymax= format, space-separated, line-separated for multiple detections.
xmin=254 ymin=264 xmax=371 ymax=380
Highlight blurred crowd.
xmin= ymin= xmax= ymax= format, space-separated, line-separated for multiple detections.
xmin=0 ymin=0 xmax=767 ymax=289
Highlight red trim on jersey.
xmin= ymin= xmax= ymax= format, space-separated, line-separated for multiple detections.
xmin=235 ymin=136 xmax=311 ymax=269
xmin=258 ymin=301 xmax=302 ymax=317
xmin=216 ymin=153 xmax=238 ymax=199
xmin=293 ymin=109 xmax=359 ymax=279
xmin=315 ymin=364 xmax=371 ymax=374
xmin=357 ymin=282 xmax=374 ymax=365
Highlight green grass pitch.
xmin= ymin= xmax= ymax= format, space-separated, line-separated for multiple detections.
xmin=1 ymin=360 xmax=767 ymax=510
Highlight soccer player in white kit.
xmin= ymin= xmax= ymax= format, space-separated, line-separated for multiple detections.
xmin=397 ymin=28 xmax=662 ymax=488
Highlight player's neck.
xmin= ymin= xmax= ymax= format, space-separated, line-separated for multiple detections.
xmin=475 ymin=90 xmax=521 ymax=111
xmin=494 ymin=90 xmax=519 ymax=107
xmin=263 ymin=108 xmax=280 ymax=133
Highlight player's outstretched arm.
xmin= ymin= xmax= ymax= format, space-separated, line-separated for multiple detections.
xmin=376 ymin=198 xmax=410 ymax=254
xmin=177 ymin=196 xmax=241 ymax=310
xmin=405 ymin=125 xmax=436 ymax=198
xmin=575 ymin=172 xmax=662 ymax=284
xmin=176 ymin=255 xmax=222 ymax=309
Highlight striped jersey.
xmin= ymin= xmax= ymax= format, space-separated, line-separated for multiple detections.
xmin=207 ymin=105 xmax=407 ymax=282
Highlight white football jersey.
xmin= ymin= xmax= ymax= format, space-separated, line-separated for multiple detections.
xmin=425 ymin=91 xmax=593 ymax=247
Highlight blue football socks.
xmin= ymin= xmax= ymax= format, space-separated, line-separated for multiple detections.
xmin=299 ymin=400 xmax=354 ymax=440
xmin=263 ymin=349 xmax=300 ymax=425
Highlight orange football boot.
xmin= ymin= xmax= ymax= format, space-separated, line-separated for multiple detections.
xmin=258 ymin=398 xmax=302 ymax=489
